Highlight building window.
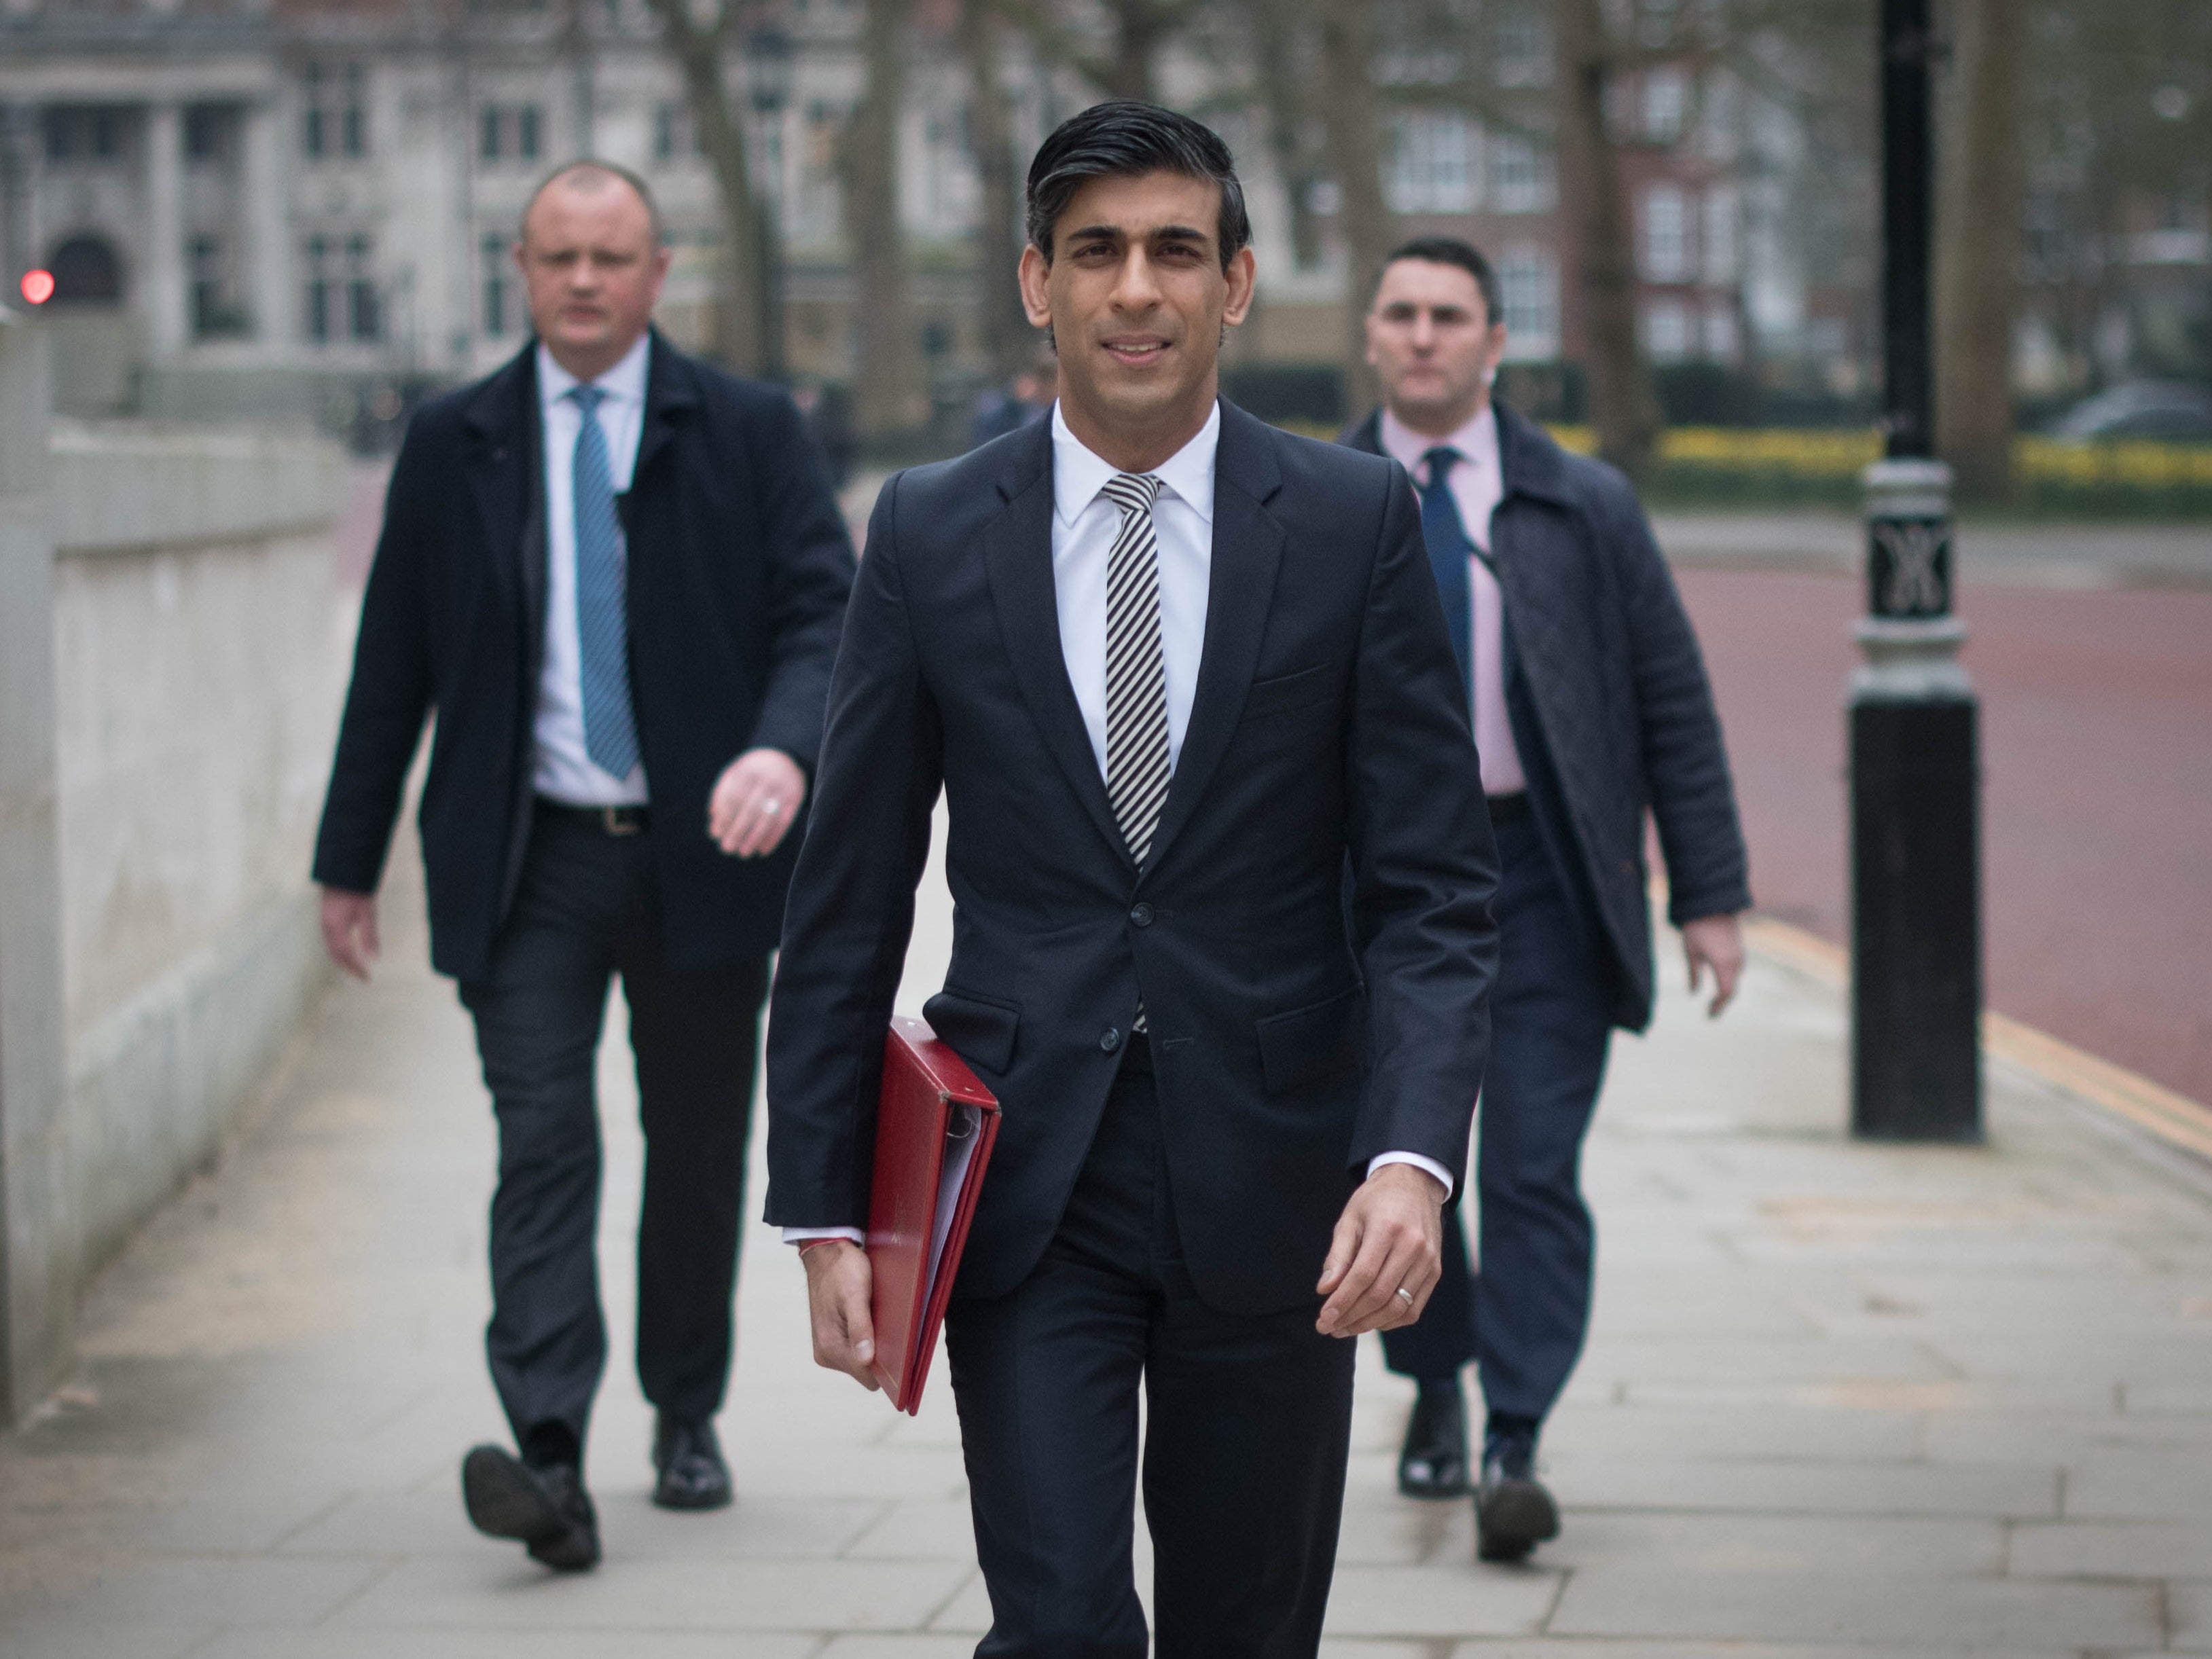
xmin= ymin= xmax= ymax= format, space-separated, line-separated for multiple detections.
xmin=1491 ymin=6 xmax=1552 ymax=88
xmin=1640 ymin=68 xmax=1688 ymax=143
xmin=305 ymin=236 xmax=333 ymax=342
xmin=482 ymin=232 xmax=513 ymax=337
xmin=43 ymin=106 xmax=130 ymax=163
xmin=1701 ymin=186 xmax=1738 ymax=283
xmin=480 ymin=104 xmax=544 ymax=164
xmin=1644 ymin=299 xmax=1693 ymax=362
xmin=346 ymin=236 xmax=380 ymax=341
xmin=304 ymin=63 xmax=367 ymax=160
xmin=184 ymin=105 xmax=234 ymax=162
xmin=1490 ymin=135 xmax=1553 ymax=214
xmin=1703 ymin=302 xmax=1740 ymax=363
xmin=189 ymin=235 xmax=247 ymax=338
xmin=1387 ymin=111 xmax=1477 ymax=214
xmin=1498 ymin=248 xmax=1559 ymax=355
xmin=1639 ymin=184 xmax=1692 ymax=280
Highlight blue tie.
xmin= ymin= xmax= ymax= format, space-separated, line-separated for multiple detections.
xmin=1417 ymin=445 xmax=1476 ymax=704
xmin=568 ymin=384 xmax=640 ymax=780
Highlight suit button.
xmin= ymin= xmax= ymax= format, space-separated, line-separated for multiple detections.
xmin=1100 ymin=1027 xmax=1123 ymax=1053
xmin=1129 ymin=903 xmax=1154 ymax=927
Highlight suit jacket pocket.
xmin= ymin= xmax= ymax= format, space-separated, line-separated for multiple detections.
xmin=922 ymin=987 xmax=1021 ymax=1076
xmin=1254 ymin=987 xmax=1365 ymax=1094
xmin=1238 ymin=663 xmax=1330 ymax=723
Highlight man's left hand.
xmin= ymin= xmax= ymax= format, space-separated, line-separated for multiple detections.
xmin=708 ymin=748 xmax=807 ymax=858
xmin=1682 ymin=912 xmax=1746 ymax=1018
xmin=1316 ymin=1163 xmax=1446 ymax=1338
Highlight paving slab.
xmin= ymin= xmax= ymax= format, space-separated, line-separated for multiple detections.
xmin=7 ymin=818 xmax=2212 ymax=1656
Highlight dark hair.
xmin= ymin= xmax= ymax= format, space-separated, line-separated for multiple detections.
xmin=1373 ymin=236 xmax=1502 ymax=328
xmin=1025 ymin=100 xmax=1251 ymax=270
xmin=524 ymin=159 xmax=667 ymax=247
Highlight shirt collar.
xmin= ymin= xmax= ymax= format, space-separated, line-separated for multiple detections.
xmin=1051 ymin=399 xmax=1220 ymax=529
xmin=1378 ymin=401 xmax=1498 ymax=484
xmin=537 ymin=331 xmax=652 ymax=412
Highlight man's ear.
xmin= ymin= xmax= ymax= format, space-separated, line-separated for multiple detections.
xmin=1220 ymin=244 xmax=1257 ymax=327
xmin=1018 ymin=244 xmax=1054 ymax=330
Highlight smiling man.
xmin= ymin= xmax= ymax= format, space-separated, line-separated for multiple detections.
xmin=312 ymin=160 xmax=853 ymax=1567
xmin=765 ymin=105 xmax=1499 ymax=1656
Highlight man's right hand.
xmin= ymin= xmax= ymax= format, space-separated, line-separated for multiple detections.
xmin=800 ymin=1239 xmax=880 ymax=1391
xmin=319 ymin=887 xmax=380 ymax=981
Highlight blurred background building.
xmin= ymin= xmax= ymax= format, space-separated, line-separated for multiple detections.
xmin=0 ymin=0 xmax=2205 ymax=480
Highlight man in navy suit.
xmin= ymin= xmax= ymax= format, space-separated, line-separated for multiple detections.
xmin=313 ymin=161 xmax=854 ymax=1567
xmin=767 ymin=106 xmax=1498 ymax=1656
xmin=1345 ymin=237 xmax=1750 ymax=1561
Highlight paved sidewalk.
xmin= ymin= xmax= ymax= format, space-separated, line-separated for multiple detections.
xmin=5 ymin=821 xmax=2211 ymax=1657
xmin=1648 ymin=511 xmax=2212 ymax=589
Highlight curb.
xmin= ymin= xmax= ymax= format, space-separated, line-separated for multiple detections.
xmin=1741 ymin=915 xmax=2212 ymax=1165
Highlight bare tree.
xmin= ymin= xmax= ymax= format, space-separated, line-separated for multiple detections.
xmin=962 ymin=0 xmax=1036 ymax=380
xmin=992 ymin=0 xmax=1211 ymax=105
xmin=1315 ymin=0 xmax=1396 ymax=414
xmin=642 ymin=0 xmax=775 ymax=375
xmin=1935 ymin=0 xmax=2024 ymax=501
xmin=840 ymin=0 xmax=929 ymax=438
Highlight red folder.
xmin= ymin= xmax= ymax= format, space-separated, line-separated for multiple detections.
xmin=866 ymin=1015 xmax=1001 ymax=1413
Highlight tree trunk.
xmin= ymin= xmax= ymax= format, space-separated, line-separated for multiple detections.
xmin=1250 ymin=0 xmax=1325 ymax=271
xmin=1935 ymin=0 xmax=2022 ymax=503
xmin=1102 ymin=0 xmax=1165 ymax=103
xmin=1317 ymin=0 xmax=1395 ymax=414
xmin=961 ymin=1 xmax=1033 ymax=380
xmin=1557 ymin=0 xmax=1661 ymax=481
xmin=841 ymin=0 xmax=928 ymax=440
xmin=645 ymin=0 xmax=767 ymax=375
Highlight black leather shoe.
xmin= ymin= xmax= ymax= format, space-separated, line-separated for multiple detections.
xmin=462 ymin=1444 xmax=600 ymax=1571
xmin=652 ymin=1415 xmax=732 ymax=1511
xmin=1474 ymin=1436 xmax=1560 ymax=1563
xmin=1396 ymin=1379 xmax=1470 ymax=1499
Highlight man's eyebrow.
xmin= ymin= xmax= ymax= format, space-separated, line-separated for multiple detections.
xmin=1064 ymin=223 xmax=1125 ymax=242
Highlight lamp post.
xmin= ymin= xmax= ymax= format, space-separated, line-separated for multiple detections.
xmin=744 ymin=23 xmax=793 ymax=382
xmin=1851 ymin=0 xmax=1982 ymax=1141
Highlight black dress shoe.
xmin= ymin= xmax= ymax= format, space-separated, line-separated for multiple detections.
xmin=1396 ymin=1379 xmax=1470 ymax=1499
xmin=652 ymin=1415 xmax=732 ymax=1511
xmin=1474 ymin=1436 xmax=1560 ymax=1563
xmin=462 ymin=1444 xmax=600 ymax=1571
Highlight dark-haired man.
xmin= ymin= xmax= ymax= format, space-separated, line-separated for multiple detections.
xmin=1345 ymin=238 xmax=1749 ymax=1560
xmin=313 ymin=160 xmax=854 ymax=1567
xmin=767 ymin=105 xmax=1498 ymax=1656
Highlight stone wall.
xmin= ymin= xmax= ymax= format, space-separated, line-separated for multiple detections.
xmin=0 ymin=314 xmax=352 ymax=1418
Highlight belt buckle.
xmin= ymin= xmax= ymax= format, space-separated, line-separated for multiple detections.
xmin=600 ymin=806 xmax=642 ymax=837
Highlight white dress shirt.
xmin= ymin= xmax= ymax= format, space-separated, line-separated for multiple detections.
xmin=1377 ymin=403 xmax=1527 ymax=796
xmin=785 ymin=400 xmax=1451 ymax=1245
xmin=534 ymin=334 xmax=651 ymax=807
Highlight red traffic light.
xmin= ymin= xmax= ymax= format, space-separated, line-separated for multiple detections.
xmin=19 ymin=269 xmax=55 ymax=306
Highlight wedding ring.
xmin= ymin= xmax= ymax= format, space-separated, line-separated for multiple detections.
xmin=1394 ymin=1286 xmax=1415 ymax=1307
xmin=763 ymin=798 xmax=782 ymax=816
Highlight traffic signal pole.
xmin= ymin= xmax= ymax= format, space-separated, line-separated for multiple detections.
xmin=1851 ymin=0 xmax=1983 ymax=1140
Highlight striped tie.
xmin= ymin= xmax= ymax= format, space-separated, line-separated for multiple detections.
xmin=568 ymin=384 xmax=641 ymax=780
xmin=1101 ymin=471 xmax=1170 ymax=867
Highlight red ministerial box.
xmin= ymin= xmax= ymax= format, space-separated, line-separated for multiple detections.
xmin=867 ymin=1015 xmax=1001 ymax=1413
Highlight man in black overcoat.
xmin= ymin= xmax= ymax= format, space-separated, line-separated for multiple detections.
xmin=311 ymin=161 xmax=854 ymax=1568
xmin=1345 ymin=237 xmax=1751 ymax=1560
xmin=766 ymin=105 xmax=1499 ymax=1658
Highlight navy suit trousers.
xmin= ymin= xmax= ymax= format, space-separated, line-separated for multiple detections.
xmin=1381 ymin=807 xmax=1614 ymax=1425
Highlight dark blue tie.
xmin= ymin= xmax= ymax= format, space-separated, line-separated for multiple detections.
xmin=569 ymin=384 xmax=641 ymax=780
xmin=1417 ymin=445 xmax=1476 ymax=704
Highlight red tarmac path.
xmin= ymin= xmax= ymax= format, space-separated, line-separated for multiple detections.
xmin=1678 ymin=568 xmax=2212 ymax=1108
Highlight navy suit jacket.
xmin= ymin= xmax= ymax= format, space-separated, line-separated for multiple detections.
xmin=765 ymin=401 xmax=1500 ymax=1315
xmin=313 ymin=332 xmax=856 ymax=981
xmin=1342 ymin=401 xmax=1750 ymax=1029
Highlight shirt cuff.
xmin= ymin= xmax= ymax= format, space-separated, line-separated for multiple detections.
xmin=783 ymin=1226 xmax=866 ymax=1247
xmin=1367 ymin=1151 xmax=1453 ymax=1199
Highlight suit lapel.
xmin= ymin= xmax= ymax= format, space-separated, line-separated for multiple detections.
xmin=632 ymin=328 xmax=698 ymax=490
xmin=459 ymin=346 xmax=537 ymax=615
xmin=981 ymin=424 xmax=1134 ymax=872
xmin=1140 ymin=403 xmax=1285 ymax=882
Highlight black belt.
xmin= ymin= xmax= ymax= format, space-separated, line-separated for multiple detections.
xmin=1486 ymin=791 xmax=1531 ymax=826
xmin=537 ymin=797 xmax=651 ymax=837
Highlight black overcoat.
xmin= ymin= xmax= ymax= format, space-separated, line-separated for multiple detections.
xmin=765 ymin=403 xmax=1500 ymax=1314
xmin=1343 ymin=401 xmax=1750 ymax=1031
xmin=312 ymin=332 xmax=856 ymax=981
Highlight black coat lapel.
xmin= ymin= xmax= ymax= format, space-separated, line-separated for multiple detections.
xmin=459 ymin=345 xmax=537 ymax=614
xmin=981 ymin=424 xmax=1134 ymax=872
xmin=632 ymin=329 xmax=700 ymax=492
xmin=1141 ymin=403 xmax=1285 ymax=881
